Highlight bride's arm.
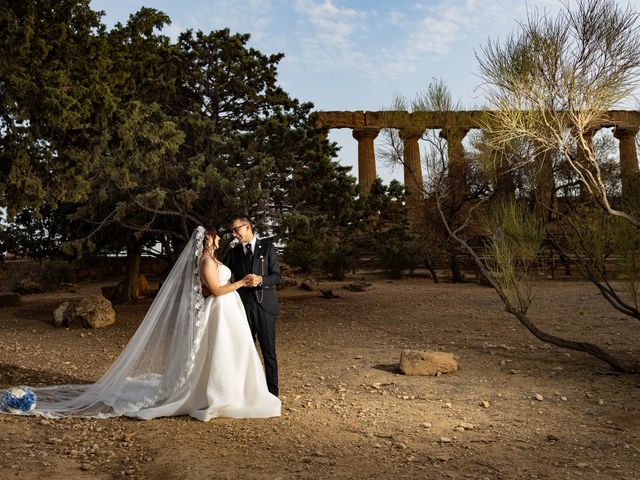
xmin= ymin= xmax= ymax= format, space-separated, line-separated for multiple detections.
xmin=201 ymin=258 xmax=250 ymax=297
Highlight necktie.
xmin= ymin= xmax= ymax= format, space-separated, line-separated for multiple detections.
xmin=245 ymin=243 xmax=253 ymax=270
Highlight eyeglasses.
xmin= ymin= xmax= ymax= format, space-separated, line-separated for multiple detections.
xmin=231 ymin=224 xmax=249 ymax=234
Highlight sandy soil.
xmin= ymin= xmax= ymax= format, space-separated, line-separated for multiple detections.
xmin=1 ymin=275 xmax=639 ymax=479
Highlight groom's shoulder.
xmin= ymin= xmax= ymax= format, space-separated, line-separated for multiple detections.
xmin=257 ymin=237 xmax=277 ymax=250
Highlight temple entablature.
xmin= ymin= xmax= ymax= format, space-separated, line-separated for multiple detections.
xmin=316 ymin=110 xmax=640 ymax=219
xmin=317 ymin=110 xmax=640 ymax=132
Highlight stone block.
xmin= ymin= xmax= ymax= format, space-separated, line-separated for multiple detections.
xmin=53 ymin=295 xmax=116 ymax=329
xmin=301 ymin=278 xmax=318 ymax=291
xmin=277 ymin=277 xmax=298 ymax=290
xmin=399 ymin=350 xmax=458 ymax=376
xmin=52 ymin=301 xmax=71 ymax=327
xmin=344 ymin=281 xmax=373 ymax=292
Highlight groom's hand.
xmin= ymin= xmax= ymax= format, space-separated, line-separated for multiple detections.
xmin=247 ymin=274 xmax=263 ymax=287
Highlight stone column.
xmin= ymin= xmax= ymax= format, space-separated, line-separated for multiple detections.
xmin=352 ymin=128 xmax=380 ymax=194
xmin=440 ymin=128 xmax=470 ymax=202
xmin=399 ymin=129 xmax=424 ymax=219
xmin=613 ymin=126 xmax=640 ymax=200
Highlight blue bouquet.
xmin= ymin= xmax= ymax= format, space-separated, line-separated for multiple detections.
xmin=1 ymin=386 xmax=37 ymax=414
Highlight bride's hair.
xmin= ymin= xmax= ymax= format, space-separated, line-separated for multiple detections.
xmin=202 ymin=224 xmax=220 ymax=262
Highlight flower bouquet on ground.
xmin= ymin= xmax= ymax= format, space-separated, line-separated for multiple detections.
xmin=1 ymin=386 xmax=37 ymax=414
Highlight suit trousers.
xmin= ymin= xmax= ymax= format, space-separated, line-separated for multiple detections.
xmin=244 ymin=299 xmax=278 ymax=397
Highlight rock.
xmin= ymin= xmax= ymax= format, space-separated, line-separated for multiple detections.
xmin=301 ymin=278 xmax=318 ymax=291
xmin=53 ymin=295 xmax=116 ymax=329
xmin=344 ymin=281 xmax=373 ymax=292
xmin=457 ymin=421 xmax=474 ymax=430
xmin=0 ymin=292 xmax=21 ymax=308
xmin=481 ymin=400 xmax=490 ymax=408
xmin=321 ymin=289 xmax=341 ymax=299
xmin=420 ymin=422 xmax=432 ymax=428
xmin=534 ymin=393 xmax=544 ymax=401
xmin=277 ymin=277 xmax=298 ymax=290
xmin=16 ymin=275 xmax=47 ymax=293
xmin=439 ymin=437 xmax=452 ymax=443
xmin=52 ymin=302 xmax=71 ymax=327
xmin=399 ymin=350 xmax=458 ymax=376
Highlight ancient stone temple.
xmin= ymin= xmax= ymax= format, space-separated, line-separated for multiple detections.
xmin=317 ymin=110 xmax=640 ymax=218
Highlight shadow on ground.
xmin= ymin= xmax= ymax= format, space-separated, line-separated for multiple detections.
xmin=0 ymin=363 xmax=91 ymax=388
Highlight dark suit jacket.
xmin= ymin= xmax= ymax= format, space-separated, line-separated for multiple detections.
xmin=225 ymin=238 xmax=281 ymax=315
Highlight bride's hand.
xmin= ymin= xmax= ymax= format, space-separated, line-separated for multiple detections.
xmin=239 ymin=275 xmax=253 ymax=287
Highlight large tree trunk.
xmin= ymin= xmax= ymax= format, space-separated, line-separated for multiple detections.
xmin=117 ymin=235 xmax=144 ymax=304
xmin=435 ymin=196 xmax=639 ymax=373
xmin=449 ymin=253 xmax=463 ymax=283
xmin=424 ymin=257 xmax=439 ymax=283
xmin=512 ymin=310 xmax=639 ymax=373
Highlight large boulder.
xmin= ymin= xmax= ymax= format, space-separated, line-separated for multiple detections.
xmin=277 ymin=277 xmax=298 ymax=290
xmin=344 ymin=281 xmax=373 ymax=292
xmin=16 ymin=274 xmax=47 ymax=294
xmin=0 ymin=292 xmax=21 ymax=308
xmin=53 ymin=295 xmax=116 ymax=329
xmin=52 ymin=301 xmax=71 ymax=327
xmin=399 ymin=350 xmax=458 ymax=376
xmin=300 ymin=278 xmax=318 ymax=291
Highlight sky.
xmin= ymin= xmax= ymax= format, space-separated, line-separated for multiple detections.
xmin=91 ymin=0 xmax=640 ymax=182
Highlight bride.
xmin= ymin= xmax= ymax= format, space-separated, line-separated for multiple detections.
xmin=1 ymin=225 xmax=281 ymax=420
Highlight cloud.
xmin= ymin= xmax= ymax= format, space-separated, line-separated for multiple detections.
xmin=295 ymin=0 xmax=363 ymax=47
xmin=293 ymin=0 xmax=373 ymax=72
xmin=389 ymin=10 xmax=406 ymax=26
xmin=379 ymin=0 xmax=548 ymax=80
xmin=182 ymin=0 xmax=275 ymax=43
xmin=287 ymin=0 xmax=546 ymax=82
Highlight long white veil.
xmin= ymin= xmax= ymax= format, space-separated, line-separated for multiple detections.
xmin=3 ymin=226 xmax=208 ymax=418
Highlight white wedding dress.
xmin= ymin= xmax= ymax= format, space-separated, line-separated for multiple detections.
xmin=0 ymin=227 xmax=280 ymax=420
xmin=132 ymin=263 xmax=281 ymax=420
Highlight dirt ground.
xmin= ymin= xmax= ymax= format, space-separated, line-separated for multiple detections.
xmin=1 ymin=274 xmax=639 ymax=480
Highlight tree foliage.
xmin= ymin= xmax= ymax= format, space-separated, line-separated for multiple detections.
xmin=477 ymin=0 xmax=640 ymax=225
xmin=0 ymin=0 xmax=376 ymax=301
xmin=0 ymin=0 xmax=114 ymax=215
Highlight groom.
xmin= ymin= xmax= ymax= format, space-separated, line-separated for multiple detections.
xmin=226 ymin=213 xmax=281 ymax=397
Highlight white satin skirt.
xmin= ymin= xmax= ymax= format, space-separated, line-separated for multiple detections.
xmin=132 ymin=291 xmax=281 ymax=420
